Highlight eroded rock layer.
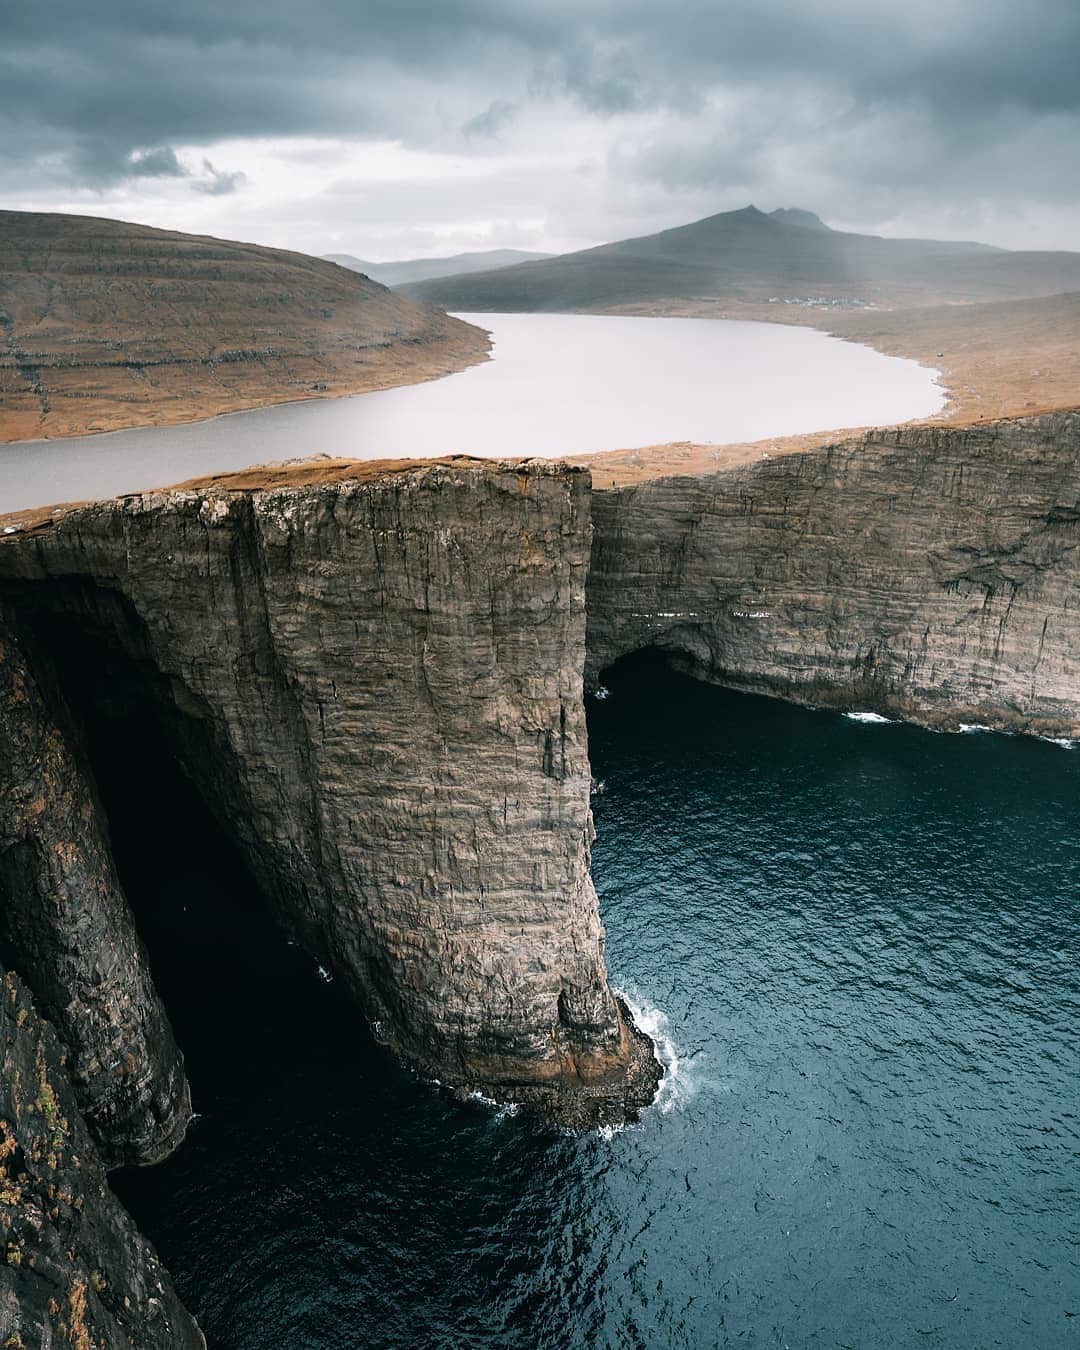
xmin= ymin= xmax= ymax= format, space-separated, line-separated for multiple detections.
xmin=588 ymin=412 xmax=1080 ymax=735
xmin=0 ymin=458 xmax=659 ymax=1131
xmin=0 ymin=620 xmax=190 ymax=1168
xmin=0 ymin=971 xmax=204 ymax=1349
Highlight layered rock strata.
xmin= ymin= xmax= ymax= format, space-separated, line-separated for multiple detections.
xmin=0 ymin=459 xmax=659 ymax=1133
xmin=588 ymin=412 xmax=1080 ymax=735
xmin=0 ymin=970 xmax=204 ymax=1348
xmin=0 ymin=618 xmax=190 ymax=1168
xmin=2 ymin=411 xmax=1080 ymax=1341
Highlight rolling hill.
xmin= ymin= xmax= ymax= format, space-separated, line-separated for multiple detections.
xmin=0 ymin=212 xmax=489 ymax=442
xmin=401 ymin=206 xmax=1080 ymax=314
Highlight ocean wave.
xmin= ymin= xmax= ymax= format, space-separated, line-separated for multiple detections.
xmin=466 ymin=1090 xmax=519 ymax=1122
xmin=844 ymin=710 xmax=896 ymax=724
xmin=616 ymin=988 xmax=688 ymax=1118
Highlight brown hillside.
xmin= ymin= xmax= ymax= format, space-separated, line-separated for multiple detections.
xmin=403 ymin=205 xmax=1080 ymax=314
xmin=0 ymin=211 xmax=490 ymax=442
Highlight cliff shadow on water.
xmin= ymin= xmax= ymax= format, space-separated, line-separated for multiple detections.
xmin=2 ymin=579 xmax=345 ymax=1106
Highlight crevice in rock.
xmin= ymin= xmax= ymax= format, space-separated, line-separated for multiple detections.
xmin=3 ymin=579 xmax=294 ymax=1114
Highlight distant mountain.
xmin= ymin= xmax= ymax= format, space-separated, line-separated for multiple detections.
xmin=322 ymin=252 xmax=380 ymax=274
xmin=323 ymin=249 xmax=551 ymax=288
xmin=0 ymin=211 xmax=488 ymax=442
xmin=401 ymin=205 xmax=1080 ymax=314
xmin=768 ymin=208 xmax=831 ymax=231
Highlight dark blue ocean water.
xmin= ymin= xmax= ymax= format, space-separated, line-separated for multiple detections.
xmin=114 ymin=659 xmax=1079 ymax=1349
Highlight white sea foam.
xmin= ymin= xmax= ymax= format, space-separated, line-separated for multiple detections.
xmin=316 ymin=963 xmax=333 ymax=983
xmin=616 ymin=989 xmax=688 ymax=1118
xmin=1040 ymin=736 xmax=1077 ymax=750
xmin=593 ymin=685 xmax=612 ymax=701
xmin=958 ymin=723 xmax=994 ymax=735
xmin=844 ymin=711 xmax=896 ymax=724
xmin=597 ymin=1122 xmax=626 ymax=1141
xmin=466 ymin=1090 xmax=519 ymax=1122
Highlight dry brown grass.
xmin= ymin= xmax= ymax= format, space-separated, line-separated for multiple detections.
xmin=585 ymin=291 xmax=1080 ymax=484
xmin=0 ymin=455 xmax=522 ymax=536
xmin=0 ymin=210 xmax=489 ymax=443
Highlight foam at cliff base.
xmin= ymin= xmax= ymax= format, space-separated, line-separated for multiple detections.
xmin=615 ymin=989 xmax=688 ymax=1122
xmin=844 ymin=711 xmax=897 ymax=724
xmin=466 ymin=1090 xmax=519 ymax=1122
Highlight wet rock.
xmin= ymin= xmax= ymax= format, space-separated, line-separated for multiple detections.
xmin=0 ymin=970 xmax=204 ymax=1349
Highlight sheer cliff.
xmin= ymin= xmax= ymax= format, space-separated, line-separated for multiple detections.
xmin=0 ymin=620 xmax=191 ymax=1169
xmin=2 ymin=412 xmax=1080 ymax=1340
xmin=0 ymin=458 xmax=659 ymax=1141
xmin=588 ymin=411 xmax=1080 ymax=735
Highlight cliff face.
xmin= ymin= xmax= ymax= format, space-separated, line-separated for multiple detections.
xmin=0 ymin=459 xmax=658 ymax=1133
xmin=588 ymin=412 xmax=1080 ymax=735
xmin=0 ymin=971 xmax=204 ymax=1349
xmin=2 ymin=411 xmax=1080 ymax=1340
xmin=0 ymin=621 xmax=191 ymax=1169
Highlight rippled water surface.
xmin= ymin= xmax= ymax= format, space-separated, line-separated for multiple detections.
xmin=114 ymin=660 xmax=1078 ymax=1348
xmin=0 ymin=313 xmax=943 ymax=511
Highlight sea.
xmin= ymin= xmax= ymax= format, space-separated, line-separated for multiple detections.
xmin=111 ymin=654 xmax=1079 ymax=1349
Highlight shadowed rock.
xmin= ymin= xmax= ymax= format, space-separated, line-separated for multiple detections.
xmin=0 ymin=971 xmax=204 ymax=1348
xmin=0 ymin=458 xmax=661 ymax=1131
xmin=0 ymin=621 xmax=190 ymax=1167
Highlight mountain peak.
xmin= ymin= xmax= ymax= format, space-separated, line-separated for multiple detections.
xmin=769 ymin=208 xmax=830 ymax=231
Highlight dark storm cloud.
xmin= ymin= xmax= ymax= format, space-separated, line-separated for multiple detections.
xmin=2 ymin=0 xmax=1079 ymax=229
xmin=65 ymin=143 xmax=191 ymax=186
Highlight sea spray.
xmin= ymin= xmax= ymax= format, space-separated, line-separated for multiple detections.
xmin=615 ymin=989 xmax=688 ymax=1117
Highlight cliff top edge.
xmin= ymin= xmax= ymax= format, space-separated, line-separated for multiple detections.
xmin=0 ymin=454 xmax=590 ymax=542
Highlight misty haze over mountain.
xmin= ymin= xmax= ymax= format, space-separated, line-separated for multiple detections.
xmin=2 ymin=1 xmax=1079 ymax=258
xmin=402 ymin=205 xmax=1080 ymax=313
xmin=323 ymin=249 xmax=551 ymax=287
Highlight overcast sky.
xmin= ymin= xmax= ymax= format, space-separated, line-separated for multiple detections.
xmin=3 ymin=0 xmax=1078 ymax=259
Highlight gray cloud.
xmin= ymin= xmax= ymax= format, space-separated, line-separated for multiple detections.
xmin=1 ymin=1 xmax=1078 ymax=251
xmin=463 ymin=100 xmax=519 ymax=141
xmin=193 ymin=160 xmax=248 ymax=196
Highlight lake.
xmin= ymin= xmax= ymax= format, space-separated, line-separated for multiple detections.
xmin=0 ymin=313 xmax=943 ymax=513
xmin=112 ymin=656 xmax=1079 ymax=1349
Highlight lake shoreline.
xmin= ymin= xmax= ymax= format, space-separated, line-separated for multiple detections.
xmin=0 ymin=313 xmax=942 ymax=515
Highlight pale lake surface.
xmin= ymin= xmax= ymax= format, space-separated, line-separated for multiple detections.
xmin=0 ymin=313 xmax=943 ymax=513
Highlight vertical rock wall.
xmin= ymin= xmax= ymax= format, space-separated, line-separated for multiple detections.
xmin=588 ymin=412 xmax=1080 ymax=734
xmin=0 ymin=459 xmax=659 ymax=1128
xmin=0 ymin=971 xmax=204 ymax=1349
xmin=0 ymin=620 xmax=190 ymax=1168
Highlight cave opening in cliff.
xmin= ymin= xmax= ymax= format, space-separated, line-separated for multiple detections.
xmin=5 ymin=583 xmax=339 ymax=1087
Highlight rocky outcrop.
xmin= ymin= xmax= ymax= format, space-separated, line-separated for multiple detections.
xmin=588 ymin=411 xmax=1080 ymax=735
xmin=0 ymin=621 xmax=191 ymax=1169
xmin=0 ymin=459 xmax=659 ymax=1134
xmin=2 ymin=409 xmax=1080 ymax=1344
xmin=0 ymin=970 xmax=204 ymax=1348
